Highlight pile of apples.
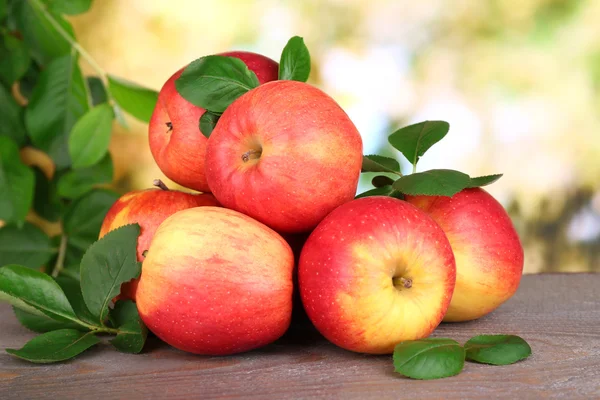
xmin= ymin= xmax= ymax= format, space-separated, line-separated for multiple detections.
xmin=100 ymin=51 xmax=524 ymax=356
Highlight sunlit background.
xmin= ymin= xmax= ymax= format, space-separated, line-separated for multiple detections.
xmin=69 ymin=0 xmax=599 ymax=273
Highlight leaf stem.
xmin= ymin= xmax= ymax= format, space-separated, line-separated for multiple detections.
xmin=51 ymin=234 xmax=68 ymax=278
xmin=412 ymin=164 xmax=417 ymax=174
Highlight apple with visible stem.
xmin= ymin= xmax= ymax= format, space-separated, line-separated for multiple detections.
xmin=99 ymin=179 xmax=219 ymax=301
xmin=406 ymin=188 xmax=524 ymax=322
xmin=149 ymin=51 xmax=279 ymax=192
xmin=136 ymin=207 xmax=294 ymax=355
xmin=298 ymin=196 xmax=456 ymax=354
xmin=205 ymin=80 xmax=363 ymax=233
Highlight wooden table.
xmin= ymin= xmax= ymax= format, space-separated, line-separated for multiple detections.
xmin=1 ymin=273 xmax=599 ymax=399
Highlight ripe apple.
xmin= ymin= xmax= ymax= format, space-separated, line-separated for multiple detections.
xmin=99 ymin=180 xmax=219 ymax=301
xmin=136 ymin=207 xmax=294 ymax=355
xmin=148 ymin=51 xmax=279 ymax=192
xmin=299 ymin=196 xmax=456 ymax=354
xmin=406 ymin=188 xmax=524 ymax=322
xmin=205 ymin=80 xmax=363 ymax=233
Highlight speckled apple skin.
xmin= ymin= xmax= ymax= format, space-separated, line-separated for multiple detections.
xmin=406 ymin=188 xmax=524 ymax=322
xmin=99 ymin=189 xmax=219 ymax=301
xmin=136 ymin=207 xmax=294 ymax=356
xmin=148 ymin=51 xmax=279 ymax=192
xmin=299 ymin=196 xmax=456 ymax=354
xmin=205 ymin=80 xmax=363 ymax=233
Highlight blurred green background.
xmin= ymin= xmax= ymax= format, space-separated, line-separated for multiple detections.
xmin=67 ymin=0 xmax=598 ymax=274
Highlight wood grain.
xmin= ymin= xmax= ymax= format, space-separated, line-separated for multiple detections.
xmin=1 ymin=273 xmax=599 ymax=400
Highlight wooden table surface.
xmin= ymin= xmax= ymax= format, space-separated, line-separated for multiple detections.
xmin=1 ymin=273 xmax=599 ymax=399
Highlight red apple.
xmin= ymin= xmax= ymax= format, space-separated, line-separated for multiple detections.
xmin=406 ymin=188 xmax=524 ymax=322
xmin=136 ymin=207 xmax=294 ymax=355
xmin=299 ymin=196 xmax=456 ymax=354
xmin=148 ymin=51 xmax=279 ymax=192
xmin=99 ymin=181 xmax=219 ymax=301
xmin=205 ymin=80 xmax=363 ymax=233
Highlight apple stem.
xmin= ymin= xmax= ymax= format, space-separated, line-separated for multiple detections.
xmin=241 ymin=149 xmax=262 ymax=162
xmin=153 ymin=179 xmax=170 ymax=191
xmin=393 ymin=276 xmax=413 ymax=289
xmin=166 ymin=122 xmax=173 ymax=133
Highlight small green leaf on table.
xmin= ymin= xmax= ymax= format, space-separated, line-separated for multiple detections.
xmin=393 ymin=338 xmax=465 ymax=380
xmin=279 ymin=36 xmax=311 ymax=82
xmin=109 ymin=300 xmax=148 ymax=354
xmin=55 ymin=276 xmax=98 ymax=326
xmin=0 ymin=223 xmax=56 ymax=269
xmin=199 ymin=111 xmax=220 ymax=138
xmin=6 ymin=329 xmax=100 ymax=364
xmin=80 ymin=224 xmax=141 ymax=325
xmin=0 ymin=32 xmax=31 ymax=87
xmin=361 ymin=155 xmax=401 ymax=174
xmin=47 ymin=0 xmax=92 ymax=15
xmin=0 ymin=264 xmax=77 ymax=323
xmin=108 ymin=75 xmax=158 ymax=123
xmin=388 ymin=121 xmax=449 ymax=167
xmin=469 ymin=174 xmax=503 ymax=188
xmin=392 ymin=169 xmax=471 ymax=197
xmin=25 ymin=53 xmax=89 ymax=169
xmin=15 ymin=0 xmax=76 ymax=65
xmin=0 ymin=136 xmax=35 ymax=224
xmin=13 ymin=307 xmax=80 ymax=333
xmin=33 ymin=167 xmax=64 ymax=222
xmin=175 ymin=55 xmax=260 ymax=113
xmin=355 ymin=186 xmax=395 ymax=199
xmin=0 ymin=83 xmax=27 ymax=146
xmin=68 ymin=103 xmax=114 ymax=169
xmin=465 ymin=335 xmax=532 ymax=365
xmin=57 ymin=153 xmax=113 ymax=199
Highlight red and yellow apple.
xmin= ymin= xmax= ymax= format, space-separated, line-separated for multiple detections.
xmin=406 ymin=188 xmax=524 ymax=322
xmin=299 ymin=196 xmax=456 ymax=354
xmin=136 ymin=207 xmax=294 ymax=355
xmin=149 ymin=51 xmax=279 ymax=192
xmin=205 ymin=80 xmax=363 ymax=233
xmin=99 ymin=183 xmax=219 ymax=300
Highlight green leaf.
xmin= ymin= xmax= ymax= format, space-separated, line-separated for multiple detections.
xmin=107 ymin=75 xmax=158 ymax=123
xmin=0 ymin=83 xmax=26 ymax=146
xmin=87 ymin=76 xmax=107 ymax=106
xmin=15 ymin=0 xmax=76 ymax=65
xmin=0 ymin=223 xmax=56 ymax=269
xmin=13 ymin=307 xmax=81 ymax=333
xmin=199 ymin=111 xmax=220 ymax=138
xmin=55 ymin=276 xmax=97 ymax=325
xmin=25 ymin=53 xmax=89 ymax=169
xmin=32 ymin=167 xmax=63 ymax=221
xmin=0 ymin=136 xmax=35 ymax=224
xmin=6 ymin=329 xmax=99 ymax=363
xmin=279 ymin=36 xmax=311 ymax=82
xmin=468 ymin=174 xmax=503 ymax=188
xmin=465 ymin=335 xmax=532 ymax=365
xmin=361 ymin=155 xmax=401 ymax=173
xmin=46 ymin=0 xmax=92 ymax=15
xmin=371 ymin=175 xmax=395 ymax=188
xmin=0 ymin=33 xmax=31 ymax=87
xmin=80 ymin=224 xmax=141 ymax=325
xmin=68 ymin=103 xmax=114 ymax=169
xmin=393 ymin=338 xmax=465 ymax=380
xmin=57 ymin=153 xmax=113 ymax=199
xmin=18 ymin=62 xmax=41 ymax=100
xmin=0 ymin=264 xmax=77 ymax=323
xmin=62 ymin=189 xmax=119 ymax=263
xmin=109 ymin=300 xmax=147 ymax=354
xmin=355 ymin=185 xmax=395 ymax=199
xmin=393 ymin=169 xmax=472 ymax=197
xmin=175 ymin=55 xmax=260 ymax=113
xmin=388 ymin=121 xmax=450 ymax=167
xmin=0 ymin=0 xmax=6 ymax=20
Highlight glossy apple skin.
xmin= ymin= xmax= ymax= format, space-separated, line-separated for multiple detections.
xmin=205 ymin=80 xmax=363 ymax=233
xmin=148 ymin=51 xmax=279 ymax=192
xmin=299 ymin=196 xmax=456 ymax=354
xmin=99 ymin=189 xmax=219 ymax=301
xmin=406 ymin=188 xmax=524 ymax=322
xmin=136 ymin=207 xmax=294 ymax=355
